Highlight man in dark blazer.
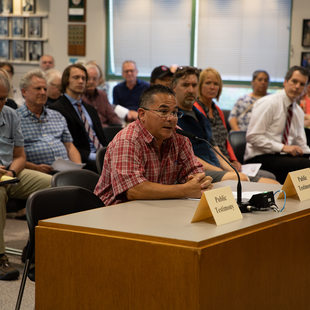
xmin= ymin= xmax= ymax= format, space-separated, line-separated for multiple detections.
xmin=49 ymin=64 xmax=107 ymax=172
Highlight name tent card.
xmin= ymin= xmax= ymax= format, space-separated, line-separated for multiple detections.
xmin=279 ymin=168 xmax=310 ymax=201
xmin=191 ymin=186 xmax=243 ymax=225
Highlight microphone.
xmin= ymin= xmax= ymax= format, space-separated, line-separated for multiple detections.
xmin=176 ymin=128 xmax=250 ymax=212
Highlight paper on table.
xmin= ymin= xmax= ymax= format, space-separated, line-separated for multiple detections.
xmin=232 ymin=191 xmax=261 ymax=200
xmin=241 ymin=163 xmax=262 ymax=177
xmin=0 ymin=175 xmax=19 ymax=185
xmin=52 ymin=159 xmax=85 ymax=172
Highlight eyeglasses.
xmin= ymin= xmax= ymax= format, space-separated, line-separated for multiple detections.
xmin=0 ymin=97 xmax=7 ymax=103
xmin=142 ymin=107 xmax=183 ymax=119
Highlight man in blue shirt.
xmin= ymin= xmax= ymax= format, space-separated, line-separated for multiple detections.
xmin=173 ymin=66 xmax=249 ymax=182
xmin=17 ymin=70 xmax=81 ymax=174
xmin=113 ymin=60 xmax=149 ymax=122
xmin=0 ymin=73 xmax=51 ymax=281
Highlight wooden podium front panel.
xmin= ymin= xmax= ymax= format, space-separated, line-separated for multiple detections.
xmin=199 ymin=212 xmax=310 ymax=309
xmin=36 ymin=210 xmax=310 ymax=309
xmin=36 ymin=226 xmax=201 ymax=310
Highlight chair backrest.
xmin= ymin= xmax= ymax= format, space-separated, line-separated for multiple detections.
xmin=96 ymin=146 xmax=107 ymax=174
xmin=51 ymin=169 xmax=100 ymax=191
xmin=228 ymin=131 xmax=247 ymax=164
xmin=25 ymin=186 xmax=104 ymax=259
xmin=103 ymin=126 xmax=123 ymax=143
xmin=222 ymin=109 xmax=231 ymax=132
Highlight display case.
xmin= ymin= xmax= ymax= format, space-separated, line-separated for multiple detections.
xmin=0 ymin=0 xmax=48 ymax=63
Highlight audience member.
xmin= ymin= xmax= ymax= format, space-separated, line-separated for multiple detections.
xmin=150 ymin=65 xmax=173 ymax=87
xmin=86 ymin=60 xmax=107 ymax=92
xmin=39 ymin=54 xmax=55 ymax=71
xmin=195 ymin=67 xmax=277 ymax=182
xmin=229 ymin=70 xmax=270 ymax=131
xmin=17 ymin=70 xmax=81 ymax=174
xmin=94 ymin=85 xmax=212 ymax=205
xmin=49 ymin=64 xmax=107 ymax=172
xmin=82 ymin=64 xmax=122 ymax=127
xmin=0 ymin=62 xmax=23 ymax=107
xmin=299 ymin=80 xmax=310 ymax=145
xmin=45 ymin=68 xmax=62 ymax=106
xmin=113 ymin=60 xmax=149 ymax=122
xmin=245 ymin=66 xmax=310 ymax=183
xmin=0 ymin=68 xmax=17 ymax=109
xmin=0 ymin=73 xmax=51 ymax=281
xmin=172 ymin=66 xmax=248 ymax=182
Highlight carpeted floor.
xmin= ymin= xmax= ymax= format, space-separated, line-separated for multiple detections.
xmin=0 ymin=217 xmax=35 ymax=310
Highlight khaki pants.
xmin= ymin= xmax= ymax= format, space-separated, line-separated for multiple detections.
xmin=0 ymin=169 xmax=51 ymax=253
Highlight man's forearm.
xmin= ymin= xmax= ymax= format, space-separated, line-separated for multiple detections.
xmin=64 ymin=142 xmax=82 ymax=163
xmin=9 ymin=147 xmax=26 ymax=174
xmin=126 ymin=181 xmax=188 ymax=201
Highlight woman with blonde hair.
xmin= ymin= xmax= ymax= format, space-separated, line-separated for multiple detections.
xmin=0 ymin=67 xmax=17 ymax=109
xmin=194 ymin=67 xmax=277 ymax=182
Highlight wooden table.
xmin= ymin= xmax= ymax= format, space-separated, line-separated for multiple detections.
xmin=36 ymin=181 xmax=310 ymax=309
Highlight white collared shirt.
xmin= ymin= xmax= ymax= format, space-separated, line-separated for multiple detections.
xmin=244 ymin=89 xmax=310 ymax=161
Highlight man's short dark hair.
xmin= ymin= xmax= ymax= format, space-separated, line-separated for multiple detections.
xmin=285 ymin=66 xmax=309 ymax=81
xmin=139 ymin=85 xmax=175 ymax=109
xmin=171 ymin=66 xmax=201 ymax=88
xmin=61 ymin=63 xmax=88 ymax=93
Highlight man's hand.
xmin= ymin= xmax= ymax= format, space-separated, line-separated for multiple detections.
xmin=0 ymin=166 xmax=7 ymax=178
xmin=126 ymin=110 xmax=138 ymax=122
xmin=231 ymin=160 xmax=242 ymax=172
xmin=184 ymin=173 xmax=213 ymax=198
xmin=282 ymin=145 xmax=304 ymax=156
xmin=35 ymin=164 xmax=53 ymax=174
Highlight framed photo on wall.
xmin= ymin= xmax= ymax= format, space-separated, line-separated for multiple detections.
xmin=302 ymin=19 xmax=310 ymax=47
xmin=12 ymin=41 xmax=25 ymax=60
xmin=28 ymin=17 xmax=41 ymax=37
xmin=0 ymin=40 xmax=9 ymax=59
xmin=0 ymin=0 xmax=13 ymax=14
xmin=301 ymin=52 xmax=310 ymax=69
xmin=28 ymin=41 xmax=42 ymax=61
xmin=22 ymin=0 xmax=35 ymax=14
xmin=12 ymin=17 xmax=25 ymax=37
xmin=0 ymin=17 xmax=9 ymax=36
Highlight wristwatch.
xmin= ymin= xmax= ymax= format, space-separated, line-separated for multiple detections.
xmin=7 ymin=169 xmax=17 ymax=178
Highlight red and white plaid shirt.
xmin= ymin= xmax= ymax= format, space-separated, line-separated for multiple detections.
xmin=94 ymin=119 xmax=203 ymax=205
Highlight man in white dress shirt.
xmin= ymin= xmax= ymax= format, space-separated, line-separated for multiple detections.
xmin=244 ymin=66 xmax=310 ymax=183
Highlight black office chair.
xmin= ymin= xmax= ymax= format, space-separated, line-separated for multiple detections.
xmin=15 ymin=186 xmax=104 ymax=310
xmin=96 ymin=146 xmax=107 ymax=174
xmin=228 ymin=130 xmax=247 ymax=164
xmin=51 ymin=169 xmax=100 ymax=191
xmin=103 ymin=125 xmax=123 ymax=143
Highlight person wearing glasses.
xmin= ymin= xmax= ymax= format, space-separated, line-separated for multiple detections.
xmin=94 ymin=85 xmax=213 ymax=206
xmin=113 ymin=60 xmax=149 ymax=122
xmin=45 ymin=68 xmax=62 ymax=106
xmin=0 ymin=67 xmax=17 ymax=109
xmin=0 ymin=73 xmax=51 ymax=281
xmin=17 ymin=70 xmax=81 ymax=174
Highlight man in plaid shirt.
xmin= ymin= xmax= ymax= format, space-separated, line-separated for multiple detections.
xmin=94 ymin=85 xmax=213 ymax=206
